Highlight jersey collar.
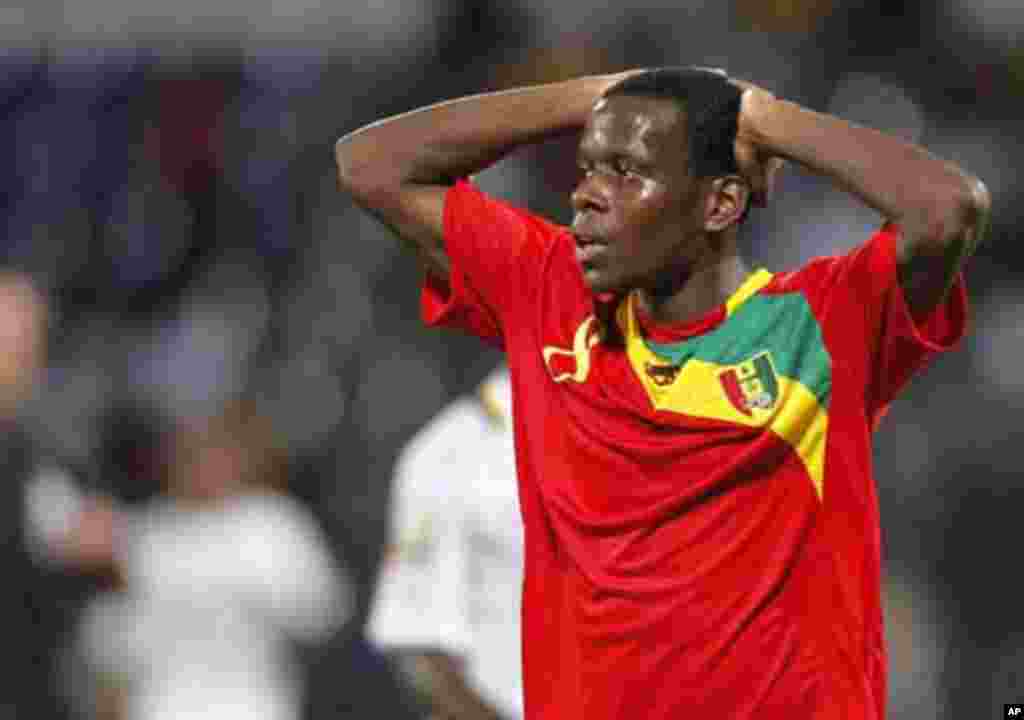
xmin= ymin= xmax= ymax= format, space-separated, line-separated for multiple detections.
xmin=618 ymin=269 xmax=774 ymax=377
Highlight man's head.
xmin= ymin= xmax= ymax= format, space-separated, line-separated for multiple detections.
xmin=168 ymin=398 xmax=286 ymax=503
xmin=570 ymin=66 xmax=750 ymax=295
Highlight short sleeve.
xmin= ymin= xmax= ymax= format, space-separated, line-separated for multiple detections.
xmin=804 ymin=223 xmax=968 ymax=424
xmin=367 ymin=414 xmax=474 ymax=658
xmin=421 ymin=179 xmax=563 ymax=343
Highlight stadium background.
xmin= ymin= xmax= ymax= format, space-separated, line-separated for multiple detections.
xmin=1 ymin=0 xmax=1022 ymax=717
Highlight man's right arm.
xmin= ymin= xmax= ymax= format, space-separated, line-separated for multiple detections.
xmin=334 ymin=73 xmax=635 ymax=284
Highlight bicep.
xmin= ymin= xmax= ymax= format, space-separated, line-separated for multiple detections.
xmin=350 ymin=182 xmax=451 ymax=283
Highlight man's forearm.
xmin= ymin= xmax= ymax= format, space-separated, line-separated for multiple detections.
xmin=336 ymin=73 xmax=631 ymax=192
xmin=751 ymin=98 xmax=987 ymax=248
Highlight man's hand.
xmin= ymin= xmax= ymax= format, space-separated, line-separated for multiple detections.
xmin=731 ymin=78 xmax=785 ymax=207
xmin=726 ymin=71 xmax=989 ymax=319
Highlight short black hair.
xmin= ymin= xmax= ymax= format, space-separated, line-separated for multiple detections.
xmin=602 ymin=66 xmax=742 ymax=179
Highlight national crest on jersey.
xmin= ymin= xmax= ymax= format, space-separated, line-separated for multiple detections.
xmin=719 ymin=352 xmax=779 ymax=416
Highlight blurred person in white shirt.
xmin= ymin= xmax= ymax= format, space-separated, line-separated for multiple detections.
xmin=61 ymin=399 xmax=352 ymax=720
xmin=369 ymin=366 xmax=523 ymax=720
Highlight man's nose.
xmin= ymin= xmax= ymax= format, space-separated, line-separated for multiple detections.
xmin=571 ymin=175 xmax=609 ymax=214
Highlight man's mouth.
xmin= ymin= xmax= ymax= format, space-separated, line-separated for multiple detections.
xmin=572 ymin=227 xmax=608 ymax=268
xmin=574 ymin=242 xmax=605 ymax=265
xmin=573 ymin=229 xmax=604 ymax=248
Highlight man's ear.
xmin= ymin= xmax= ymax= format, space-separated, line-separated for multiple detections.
xmin=704 ymin=176 xmax=750 ymax=232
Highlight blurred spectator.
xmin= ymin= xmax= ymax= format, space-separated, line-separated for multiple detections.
xmin=63 ymin=399 xmax=352 ymax=720
xmin=368 ymin=366 xmax=523 ymax=720
xmin=0 ymin=271 xmax=97 ymax=720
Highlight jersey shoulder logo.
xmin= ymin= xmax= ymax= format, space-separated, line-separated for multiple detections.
xmin=718 ymin=351 xmax=779 ymax=416
xmin=542 ymin=314 xmax=602 ymax=384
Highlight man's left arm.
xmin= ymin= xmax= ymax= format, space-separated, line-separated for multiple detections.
xmin=734 ymin=82 xmax=991 ymax=321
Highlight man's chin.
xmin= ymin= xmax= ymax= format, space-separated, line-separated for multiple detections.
xmin=581 ymin=268 xmax=621 ymax=296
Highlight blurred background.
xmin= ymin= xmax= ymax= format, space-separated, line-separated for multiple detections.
xmin=0 ymin=0 xmax=1022 ymax=718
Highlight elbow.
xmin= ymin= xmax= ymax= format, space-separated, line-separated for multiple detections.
xmin=334 ymin=135 xmax=417 ymax=212
xmin=952 ymin=174 xmax=991 ymax=246
xmin=951 ymin=173 xmax=990 ymax=232
xmin=334 ymin=136 xmax=374 ymax=199
xmin=963 ymin=174 xmax=992 ymax=228
xmin=334 ymin=135 xmax=397 ymax=205
xmin=334 ymin=136 xmax=352 ymax=186
xmin=922 ymin=173 xmax=991 ymax=248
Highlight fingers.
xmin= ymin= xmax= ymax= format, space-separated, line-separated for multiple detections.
xmin=752 ymin=158 xmax=786 ymax=207
xmin=734 ymin=138 xmax=785 ymax=208
xmin=734 ymin=140 xmax=766 ymax=207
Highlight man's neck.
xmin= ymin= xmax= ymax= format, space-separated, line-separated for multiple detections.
xmin=635 ymin=251 xmax=751 ymax=327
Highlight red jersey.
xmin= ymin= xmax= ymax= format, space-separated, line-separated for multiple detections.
xmin=420 ymin=180 xmax=967 ymax=720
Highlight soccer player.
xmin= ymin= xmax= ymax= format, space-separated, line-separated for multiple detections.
xmin=334 ymin=66 xmax=989 ymax=720
xmin=368 ymin=365 xmax=523 ymax=720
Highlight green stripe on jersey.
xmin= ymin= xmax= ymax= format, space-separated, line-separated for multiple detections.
xmin=645 ymin=294 xmax=831 ymax=409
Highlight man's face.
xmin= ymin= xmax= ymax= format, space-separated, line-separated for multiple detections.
xmin=571 ymin=95 xmax=705 ymax=295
